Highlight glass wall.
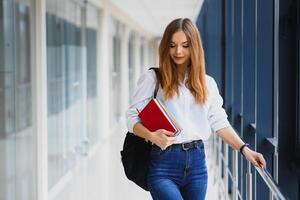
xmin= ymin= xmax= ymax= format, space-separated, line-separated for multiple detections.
xmin=128 ymin=32 xmax=135 ymax=103
xmin=46 ymin=0 xmax=100 ymax=188
xmin=86 ymin=4 xmax=99 ymax=146
xmin=109 ymin=17 xmax=122 ymax=125
xmin=0 ymin=0 xmax=35 ymax=199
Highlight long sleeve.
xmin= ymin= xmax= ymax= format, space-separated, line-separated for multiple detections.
xmin=207 ymin=78 xmax=231 ymax=133
xmin=126 ymin=70 xmax=156 ymax=133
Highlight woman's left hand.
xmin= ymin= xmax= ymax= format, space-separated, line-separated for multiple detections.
xmin=242 ymin=147 xmax=266 ymax=169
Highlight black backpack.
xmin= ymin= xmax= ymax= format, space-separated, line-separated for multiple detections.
xmin=120 ymin=68 xmax=160 ymax=191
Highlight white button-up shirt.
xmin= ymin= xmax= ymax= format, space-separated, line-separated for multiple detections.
xmin=126 ymin=69 xmax=231 ymax=143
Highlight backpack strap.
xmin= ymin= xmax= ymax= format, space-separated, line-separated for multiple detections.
xmin=148 ymin=67 xmax=161 ymax=98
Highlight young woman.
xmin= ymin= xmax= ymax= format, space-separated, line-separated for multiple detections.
xmin=126 ymin=18 xmax=266 ymax=200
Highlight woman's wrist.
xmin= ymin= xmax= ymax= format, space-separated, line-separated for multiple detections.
xmin=132 ymin=122 xmax=154 ymax=141
xmin=147 ymin=131 xmax=156 ymax=143
xmin=239 ymin=143 xmax=250 ymax=156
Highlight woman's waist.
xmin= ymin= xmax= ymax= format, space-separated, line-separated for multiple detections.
xmin=173 ymin=130 xmax=210 ymax=144
xmin=153 ymin=139 xmax=204 ymax=151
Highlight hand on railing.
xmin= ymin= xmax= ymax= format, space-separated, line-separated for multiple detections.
xmin=216 ymin=127 xmax=267 ymax=169
xmin=243 ymin=147 xmax=267 ymax=169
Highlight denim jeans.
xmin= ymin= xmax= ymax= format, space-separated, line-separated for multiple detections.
xmin=147 ymin=142 xmax=208 ymax=200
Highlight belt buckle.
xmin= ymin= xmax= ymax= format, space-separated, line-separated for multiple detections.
xmin=182 ymin=143 xmax=191 ymax=150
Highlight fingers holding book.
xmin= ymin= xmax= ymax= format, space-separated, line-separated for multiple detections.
xmin=158 ymin=129 xmax=176 ymax=137
xmin=150 ymin=129 xmax=177 ymax=150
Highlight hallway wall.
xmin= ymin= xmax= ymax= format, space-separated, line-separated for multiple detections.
xmin=196 ymin=0 xmax=300 ymax=199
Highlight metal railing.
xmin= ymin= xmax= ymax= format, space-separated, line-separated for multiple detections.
xmin=207 ymin=135 xmax=287 ymax=200
xmin=255 ymin=167 xmax=286 ymax=200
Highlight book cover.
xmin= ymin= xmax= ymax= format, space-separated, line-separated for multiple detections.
xmin=137 ymin=99 xmax=181 ymax=135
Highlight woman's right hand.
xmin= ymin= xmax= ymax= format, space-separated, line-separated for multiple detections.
xmin=150 ymin=129 xmax=177 ymax=149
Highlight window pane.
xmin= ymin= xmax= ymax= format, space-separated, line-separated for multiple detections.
xmin=0 ymin=0 xmax=35 ymax=199
xmin=128 ymin=32 xmax=135 ymax=103
xmin=86 ymin=4 xmax=99 ymax=145
xmin=110 ymin=18 xmax=121 ymax=125
xmin=46 ymin=0 xmax=88 ymax=188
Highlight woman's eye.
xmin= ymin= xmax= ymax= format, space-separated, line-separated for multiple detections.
xmin=169 ymin=44 xmax=175 ymax=48
xmin=183 ymin=45 xmax=189 ymax=48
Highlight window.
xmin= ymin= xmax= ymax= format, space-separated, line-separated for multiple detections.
xmin=109 ymin=17 xmax=122 ymax=125
xmin=255 ymin=1 xmax=275 ymax=199
xmin=46 ymin=0 xmax=92 ymax=188
xmin=86 ymin=4 xmax=99 ymax=146
xmin=128 ymin=32 xmax=135 ymax=103
xmin=0 ymin=0 xmax=35 ymax=199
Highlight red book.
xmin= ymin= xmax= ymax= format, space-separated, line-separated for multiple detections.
xmin=137 ymin=99 xmax=181 ymax=136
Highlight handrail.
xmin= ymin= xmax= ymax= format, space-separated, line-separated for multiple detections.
xmin=255 ymin=167 xmax=287 ymax=200
xmin=209 ymin=135 xmax=288 ymax=200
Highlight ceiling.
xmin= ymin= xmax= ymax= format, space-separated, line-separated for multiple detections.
xmin=110 ymin=0 xmax=204 ymax=37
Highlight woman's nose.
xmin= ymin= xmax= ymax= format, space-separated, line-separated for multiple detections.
xmin=176 ymin=46 xmax=182 ymax=54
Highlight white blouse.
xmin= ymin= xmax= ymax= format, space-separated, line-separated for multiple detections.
xmin=126 ymin=69 xmax=231 ymax=144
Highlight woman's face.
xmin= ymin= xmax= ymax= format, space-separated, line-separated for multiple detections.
xmin=169 ymin=30 xmax=191 ymax=66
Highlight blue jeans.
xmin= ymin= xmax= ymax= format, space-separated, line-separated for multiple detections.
xmin=147 ymin=142 xmax=208 ymax=200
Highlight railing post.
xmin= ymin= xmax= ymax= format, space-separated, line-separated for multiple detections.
xmin=218 ymin=137 xmax=223 ymax=199
xmin=224 ymin=143 xmax=229 ymax=199
xmin=246 ymin=161 xmax=252 ymax=200
xmin=232 ymin=151 xmax=239 ymax=200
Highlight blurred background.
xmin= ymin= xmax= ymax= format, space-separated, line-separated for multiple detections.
xmin=0 ymin=0 xmax=299 ymax=199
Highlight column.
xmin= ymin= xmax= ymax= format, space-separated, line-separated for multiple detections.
xmin=33 ymin=0 xmax=48 ymax=199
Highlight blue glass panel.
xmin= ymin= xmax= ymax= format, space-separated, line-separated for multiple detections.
xmin=0 ymin=0 xmax=35 ymax=199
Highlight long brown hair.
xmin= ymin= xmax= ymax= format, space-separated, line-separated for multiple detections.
xmin=159 ymin=18 xmax=208 ymax=104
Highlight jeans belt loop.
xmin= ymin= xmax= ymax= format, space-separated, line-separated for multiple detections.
xmin=182 ymin=143 xmax=189 ymax=151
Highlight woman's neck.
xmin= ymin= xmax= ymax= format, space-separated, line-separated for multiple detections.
xmin=177 ymin=63 xmax=188 ymax=83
